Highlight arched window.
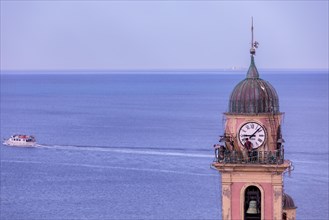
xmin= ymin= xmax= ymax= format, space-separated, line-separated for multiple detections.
xmin=282 ymin=212 xmax=287 ymax=220
xmin=244 ymin=185 xmax=261 ymax=220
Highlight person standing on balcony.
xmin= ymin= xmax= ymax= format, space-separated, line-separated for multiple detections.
xmin=244 ymin=138 xmax=253 ymax=162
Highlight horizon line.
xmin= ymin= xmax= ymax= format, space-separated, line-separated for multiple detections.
xmin=1 ymin=68 xmax=328 ymax=74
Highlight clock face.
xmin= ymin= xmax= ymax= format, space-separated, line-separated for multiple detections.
xmin=238 ymin=122 xmax=266 ymax=149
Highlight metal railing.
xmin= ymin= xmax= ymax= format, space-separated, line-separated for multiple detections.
xmin=214 ymin=149 xmax=284 ymax=165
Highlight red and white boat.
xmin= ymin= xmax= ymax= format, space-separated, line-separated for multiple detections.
xmin=3 ymin=134 xmax=36 ymax=147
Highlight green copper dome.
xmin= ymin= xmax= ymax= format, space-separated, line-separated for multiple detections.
xmin=228 ymin=56 xmax=280 ymax=114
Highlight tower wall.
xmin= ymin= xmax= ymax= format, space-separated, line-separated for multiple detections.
xmin=231 ymin=182 xmax=273 ymax=220
xmin=215 ymin=162 xmax=290 ymax=220
xmin=283 ymin=208 xmax=297 ymax=220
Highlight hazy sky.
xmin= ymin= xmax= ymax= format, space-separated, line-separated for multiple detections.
xmin=1 ymin=0 xmax=328 ymax=71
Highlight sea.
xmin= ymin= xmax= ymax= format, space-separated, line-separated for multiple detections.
xmin=1 ymin=71 xmax=328 ymax=220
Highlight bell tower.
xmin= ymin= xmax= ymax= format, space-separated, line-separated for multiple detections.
xmin=212 ymin=18 xmax=297 ymax=220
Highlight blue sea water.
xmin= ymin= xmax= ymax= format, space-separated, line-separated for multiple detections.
xmin=0 ymin=71 xmax=328 ymax=219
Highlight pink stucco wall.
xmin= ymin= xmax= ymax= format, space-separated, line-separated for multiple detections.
xmin=262 ymin=183 xmax=274 ymax=219
xmin=231 ymin=182 xmax=273 ymax=220
xmin=231 ymin=182 xmax=244 ymax=220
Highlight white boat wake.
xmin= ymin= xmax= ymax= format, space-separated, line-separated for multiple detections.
xmin=2 ymin=143 xmax=216 ymax=176
xmin=35 ymin=144 xmax=213 ymax=158
xmin=1 ymin=159 xmax=217 ymax=177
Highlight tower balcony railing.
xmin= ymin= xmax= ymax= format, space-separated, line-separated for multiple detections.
xmin=214 ymin=149 xmax=284 ymax=165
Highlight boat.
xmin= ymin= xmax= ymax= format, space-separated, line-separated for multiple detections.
xmin=3 ymin=134 xmax=36 ymax=147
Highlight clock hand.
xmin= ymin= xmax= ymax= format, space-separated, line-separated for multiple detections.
xmin=249 ymin=127 xmax=261 ymax=138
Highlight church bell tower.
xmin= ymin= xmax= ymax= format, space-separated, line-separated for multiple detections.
xmin=212 ymin=18 xmax=297 ymax=220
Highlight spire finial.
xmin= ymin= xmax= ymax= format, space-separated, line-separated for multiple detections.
xmin=250 ymin=16 xmax=259 ymax=56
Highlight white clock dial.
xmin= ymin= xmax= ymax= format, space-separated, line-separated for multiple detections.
xmin=238 ymin=122 xmax=266 ymax=149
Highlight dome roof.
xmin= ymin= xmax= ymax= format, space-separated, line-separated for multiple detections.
xmin=283 ymin=193 xmax=297 ymax=209
xmin=228 ymin=56 xmax=280 ymax=114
